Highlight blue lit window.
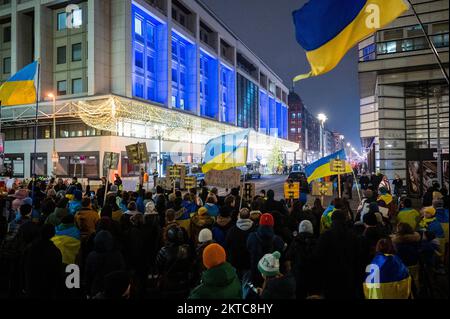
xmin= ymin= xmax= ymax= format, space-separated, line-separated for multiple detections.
xmin=200 ymin=51 xmax=218 ymax=118
xmin=259 ymin=90 xmax=269 ymax=134
xmin=171 ymin=31 xmax=196 ymax=112
xmin=132 ymin=5 xmax=168 ymax=105
xmin=269 ymin=97 xmax=276 ymax=136
xmin=135 ymin=50 xmax=144 ymax=69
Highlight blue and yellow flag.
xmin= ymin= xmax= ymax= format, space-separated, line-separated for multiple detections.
xmin=0 ymin=61 xmax=38 ymax=106
xmin=202 ymin=130 xmax=249 ymax=173
xmin=305 ymin=149 xmax=352 ymax=183
xmin=292 ymin=0 xmax=409 ymax=81
xmin=364 ymin=253 xmax=411 ymax=299
xmin=51 ymin=224 xmax=81 ymax=265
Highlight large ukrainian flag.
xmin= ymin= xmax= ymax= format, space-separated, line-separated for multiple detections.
xmin=292 ymin=0 xmax=409 ymax=81
xmin=364 ymin=253 xmax=411 ymax=299
xmin=202 ymin=130 xmax=249 ymax=173
xmin=305 ymin=149 xmax=352 ymax=183
xmin=0 ymin=61 xmax=38 ymax=106
xmin=51 ymin=224 xmax=81 ymax=265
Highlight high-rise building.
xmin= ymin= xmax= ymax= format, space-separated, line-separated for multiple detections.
xmin=358 ymin=0 xmax=449 ymax=196
xmin=0 ymin=0 xmax=294 ymax=179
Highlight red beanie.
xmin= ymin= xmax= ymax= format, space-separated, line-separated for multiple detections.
xmin=260 ymin=213 xmax=274 ymax=226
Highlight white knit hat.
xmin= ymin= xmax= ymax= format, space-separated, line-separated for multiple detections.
xmin=298 ymin=220 xmax=314 ymax=235
xmin=258 ymin=251 xmax=281 ymax=277
xmin=198 ymin=228 xmax=213 ymax=243
xmin=145 ymin=201 xmax=157 ymax=215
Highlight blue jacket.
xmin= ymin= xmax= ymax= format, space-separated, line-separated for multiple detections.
xmin=182 ymin=200 xmax=198 ymax=215
xmin=136 ymin=196 xmax=145 ymax=214
xmin=436 ymin=208 xmax=449 ymax=223
xmin=68 ymin=200 xmax=82 ymax=216
xmin=428 ymin=219 xmax=444 ymax=238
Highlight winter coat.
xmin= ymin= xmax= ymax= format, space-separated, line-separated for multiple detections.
xmin=190 ymin=213 xmax=215 ymax=244
xmin=122 ymin=225 xmax=146 ymax=272
xmin=156 ymin=243 xmax=193 ymax=296
xmin=23 ymin=238 xmax=63 ymax=299
xmin=45 ymin=207 xmax=68 ymax=227
xmin=189 ymin=262 xmax=242 ymax=299
xmin=182 ymin=200 xmax=198 ymax=216
xmin=260 ymin=274 xmax=296 ymax=299
xmin=141 ymin=216 xmax=162 ymax=270
xmin=392 ymin=232 xmax=421 ymax=267
xmin=75 ymin=207 xmax=100 ymax=241
xmin=212 ymin=215 xmax=233 ymax=247
xmin=85 ymin=230 xmax=125 ymax=296
xmin=264 ymin=199 xmax=288 ymax=216
xmin=315 ymin=222 xmax=364 ymax=299
xmin=224 ymin=219 xmax=255 ymax=272
xmin=247 ymin=226 xmax=285 ymax=286
xmin=286 ymin=233 xmax=318 ymax=299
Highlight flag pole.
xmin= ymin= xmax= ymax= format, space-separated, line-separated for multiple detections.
xmin=407 ymin=0 xmax=449 ymax=85
xmin=31 ymin=61 xmax=40 ymax=205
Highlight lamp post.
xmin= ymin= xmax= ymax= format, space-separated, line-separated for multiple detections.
xmin=154 ymin=124 xmax=166 ymax=177
xmin=48 ymin=93 xmax=58 ymax=176
xmin=317 ymin=113 xmax=327 ymax=158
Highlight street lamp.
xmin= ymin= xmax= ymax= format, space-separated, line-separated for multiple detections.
xmin=47 ymin=93 xmax=58 ymax=176
xmin=154 ymin=124 xmax=166 ymax=177
xmin=317 ymin=113 xmax=327 ymax=158
xmin=339 ymin=135 xmax=345 ymax=149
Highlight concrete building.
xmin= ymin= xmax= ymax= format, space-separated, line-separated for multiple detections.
xmin=358 ymin=0 xmax=449 ymax=195
xmin=0 ymin=0 xmax=295 ymax=180
xmin=288 ymin=90 xmax=322 ymax=163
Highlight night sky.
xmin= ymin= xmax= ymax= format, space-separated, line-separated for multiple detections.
xmin=203 ymin=0 xmax=361 ymax=147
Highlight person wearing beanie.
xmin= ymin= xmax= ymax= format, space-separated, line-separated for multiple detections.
xmin=190 ymin=206 xmax=215 ymax=244
xmin=75 ymin=197 xmax=100 ymax=242
xmin=198 ymin=228 xmax=213 ymax=244
xmin=361 ymin=212 xmax=384 ymax=263
xmin=396 ymin=198 xmax=421 ymax=231
xmin=203 ymin=194 xmax=219 ymax=217
xmin=246 ymin=213 xmax=285 ymax=287
xmin=192 ymin=229 xmax=215 ymax=284
xmin=419 ymin=206 xmax=444 ymax=239
xmin=189 ymin=243 xmax=241 ymax=299
xmin=68 ymin=190 xmax=83 ymax=215
xmin=256 ymin=251 xmax=296 ymax=299
xmin=224 ymin=208 xmax=255 ymax=278
xmin=286 ymin=220 xmax=318 ymax=299
xmin=23 ymin=224 xmax=63 ymax=299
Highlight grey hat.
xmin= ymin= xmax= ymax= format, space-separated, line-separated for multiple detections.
xmin=298 ymin=220 xmax=314 ymax=235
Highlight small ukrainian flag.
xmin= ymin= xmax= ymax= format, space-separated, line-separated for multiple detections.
xmin=292 ymin=0 xmax=409 ymax=81
xmin=0 ymin=61 xmax=38 ymax=106
xmin=202 ymin=130 xmax=249 ymax=173
xmin=305 ymin=149 xmax=352 ymax=183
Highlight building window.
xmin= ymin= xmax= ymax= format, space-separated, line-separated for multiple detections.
xmin=57 ymin=12 xmax=66 ymax=30
xmin=72 ymin=43 xmax=82 ymax=61
xmin=3 ymin=154 xmax=25 ymax=178
xmin=30 ymin=153 xmax=48 ymax=177
xmin=72 ymin=78 xmax=83 ymax=94
xmin=57 ymin=80 xmax=67 ymax=95
xmin=55 ymin=152 xmax=100 ymax=179
xmin=135 ymin=17 xmax=143 ymax=35
xmin=57 ymin=46 xmax=66 ymax=64
xmin=221 ymin=64 xmax=236 ymax=124
xmin=3 ymin=26 xmax=11 ymax=43
xmin=72 ymin=8 xmax=83 ymax=28
xmin=200 ymin=50 xmax=218 ymax=118
xmin=3 ymin=57 xmax=10 ymax=74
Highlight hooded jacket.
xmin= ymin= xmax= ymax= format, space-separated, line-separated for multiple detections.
xmin=224 ymin=219 xmax=255 ymax=271
xmin=246 ymin=226 xmax=285 ymax=286
xmin=75 ymin=207 xmax=100 ymax=240
xmin=189 ymin=262 xmax=242 ymax=299
xmin=396 ymin=208 xmax=420 ymax=230
xmin=85 ymin=230 xmax=125 ymax=296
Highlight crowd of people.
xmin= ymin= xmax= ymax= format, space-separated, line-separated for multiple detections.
xmin=0 ymin=173 xmax=448 ymax=299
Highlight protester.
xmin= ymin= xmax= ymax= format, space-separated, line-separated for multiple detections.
xmin=75 ymin=197 xmax=100 ymax=242
xmin=224 ymin=208 xmax=254 ymax=278
xmin=396 ymin=198 xmax=421 ymax=230
xmin=190 ymin=207 xmax=215 ymax=244
xmin=51 ymin=214 xmax=81 ymax=265
xmin=189 ymin=243 xmax=241 ymax=299
xmin=256 ymin=251 xmax=296 ymax=299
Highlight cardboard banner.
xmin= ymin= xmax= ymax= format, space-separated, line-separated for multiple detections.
xmin=330 ymin=159 xmax=347 ymax=173
xmin=126 ymin=142 xmax=148 ymax=164
xmin=204 ymin=168 xmax=241 ymax=189
xmin=168 ymin=165 xmax=186 ymax=179
xmin=184 ymin=176 xmax=197 ymax=189
xmin=156 ymin=177 xmax=173 ymax=190
xmin=312 ymin=181 xmax=333 ymax=197
xmin=243 ymin=182 xmax=256 ymax=202
xmin=284 ymin=182 xmax=300 ymax=199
